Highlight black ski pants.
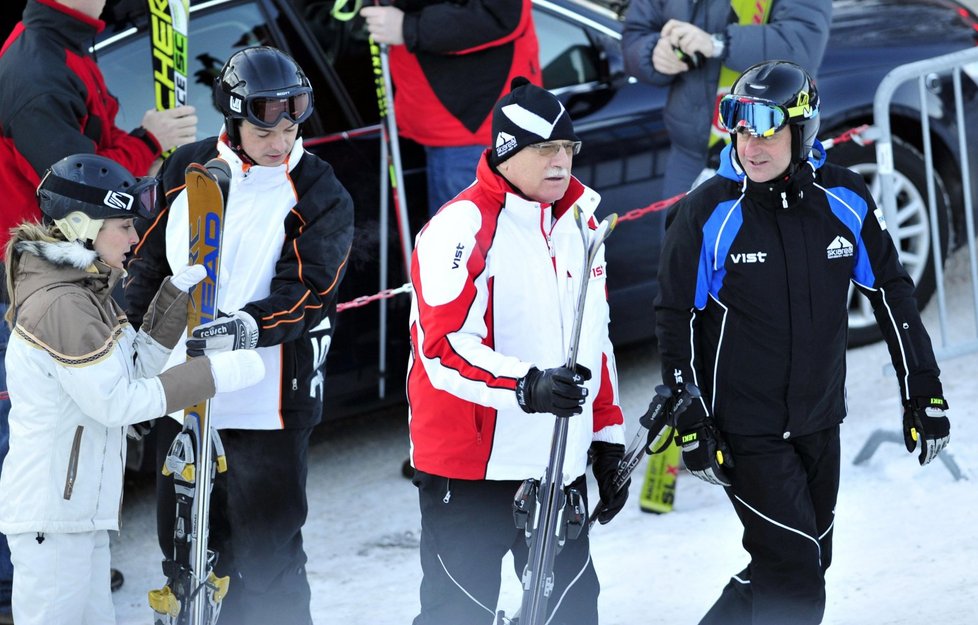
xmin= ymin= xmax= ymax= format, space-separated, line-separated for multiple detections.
xmin=699 ymin=426 xmax=840 ymax=625
xmin=412 ymin=471 xmax=600 ymax=625
xmin=154 ymin=418 xmax=314 ymax=625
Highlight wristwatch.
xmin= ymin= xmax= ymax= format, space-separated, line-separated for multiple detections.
xmin=710 ymin=33 xmax=727 ymax=60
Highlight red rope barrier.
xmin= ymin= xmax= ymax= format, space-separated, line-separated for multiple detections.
xmin=335 ymin=125 xmax=876 ymax=311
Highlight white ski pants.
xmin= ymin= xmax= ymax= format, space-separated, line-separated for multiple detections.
xmin=7 ymin=529 xmax=115 ymax=625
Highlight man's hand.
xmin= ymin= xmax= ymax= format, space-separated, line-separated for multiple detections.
xmin=141 ymin=105 xmax=198 ymax=154
xmin=903 ymin=396 xmax=950 ymax=466
xmin=678 ymin=422 xmax=733 ymax=487
xmin=652 ymin=35 xmax=688 ymax=75
xmin=360 ymin=6 xmax=406 ymax=45
xmin=591 ymin=441 xmax=628 ymax=524
xmin=186 ymin=310 xmax=259 ymax=357
xmin=515 ymin=365 xmax=591 ymax=418
xmin=662 ymin=19 xmax=714 ymax=59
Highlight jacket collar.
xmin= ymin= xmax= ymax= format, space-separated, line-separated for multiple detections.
xmin=217 ymin=129 xmax=306 ymax=177
xmin=474 ymin=151 xmax=600 ymax=225
xmin=26 ymin=0 xmax=105 ymax=55
xmin=13 ymin=239 xmax=120 ymax=306
xmin=717 ymin=140 xmax=824 ymax=209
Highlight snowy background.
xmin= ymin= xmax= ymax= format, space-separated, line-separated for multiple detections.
xmin=111 ymin=248 xmax=978 ymax=624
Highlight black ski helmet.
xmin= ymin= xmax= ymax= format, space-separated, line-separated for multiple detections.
xmin=723 ymin=60 xmax=820 ymax=165
xmin=214 ymin=46 xmax=314 ymax=145
xmin=36 ymin=153 xmax=158 ymax=244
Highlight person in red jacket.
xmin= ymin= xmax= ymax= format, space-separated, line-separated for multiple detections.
xmin=0 ymin=0 xmax=198 ymax=252
xmin=361 ymin=0 xmax=541 ymax=216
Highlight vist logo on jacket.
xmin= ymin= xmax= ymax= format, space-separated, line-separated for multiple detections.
xmin=730 ymin=251 xmax=768 ymax=264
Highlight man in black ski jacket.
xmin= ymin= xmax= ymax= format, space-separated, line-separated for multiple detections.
xmin=654 ymin=60 xmax=950 ymax=625
xmin=125 ymin=46 xmax=353 ymax=625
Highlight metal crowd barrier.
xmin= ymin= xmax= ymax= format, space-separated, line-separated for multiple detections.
xmin=855 ymin=46 xmax=978 ymax=480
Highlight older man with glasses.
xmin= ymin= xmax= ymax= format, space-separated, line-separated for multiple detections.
xmin=405 ymin=76 xmax=628 ymax=625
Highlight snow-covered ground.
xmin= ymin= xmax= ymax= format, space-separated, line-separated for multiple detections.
xmin=112 ymin=248 xmax=978 ymax=624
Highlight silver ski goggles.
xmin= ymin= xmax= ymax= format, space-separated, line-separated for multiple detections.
xmin=718 ymin=95 xmax=805 ymax=138
xmin=37 ymin=172 xmax=159 ymax=220
xmin=232 ymin=88 xmax=314 ymax=128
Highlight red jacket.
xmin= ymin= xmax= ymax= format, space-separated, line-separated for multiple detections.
xmin=390 ymin=0 xmax=541 ymax=147
xmin=0 ymin=0 xmax=161 ymax=250
xmin=407 ymin=155 xmax=625 ymax=481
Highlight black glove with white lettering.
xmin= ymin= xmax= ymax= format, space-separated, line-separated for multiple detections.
xmin=186 ymin=310 xmax=259 ymax=357
xmin=516 ymin=365 xmax=591 ymax=418
xmin=903 ymin=395 xmax=950 ymax=466
xmin=590 ymin=441 xmax=628 ymax=524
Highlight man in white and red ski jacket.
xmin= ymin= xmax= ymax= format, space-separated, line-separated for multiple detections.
xmin=361 ymin=0 xmax=541 ymax=214
xmin=407 ymin=77 xmax=626 ymax=625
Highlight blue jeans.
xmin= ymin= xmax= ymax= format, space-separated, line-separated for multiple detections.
xmin=424 ymin=144 xmax=486 ymax=217
xmin=0 ymin=303 xmax=12 ymax=609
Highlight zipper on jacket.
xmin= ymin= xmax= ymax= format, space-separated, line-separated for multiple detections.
xmin=443 ymin=479 xmax=452 ymax=504
xmin=63 ymin=425 xmax=84 ymax=500
xmin=288 ymin=345 xmax=299 ymax=397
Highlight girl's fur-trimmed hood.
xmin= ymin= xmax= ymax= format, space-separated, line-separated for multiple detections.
xmin=15 ymin=238 xmax=98 ymax=270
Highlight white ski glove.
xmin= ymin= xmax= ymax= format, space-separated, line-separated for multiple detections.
xmin=187 ymin=310 xmax=260 ymax=357
xmin=169 ymin=264 xmax=208 ymax=293
xmin=208 ymin=350 xmax=265 ymax=394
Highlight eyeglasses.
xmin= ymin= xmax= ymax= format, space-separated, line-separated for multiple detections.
xmin=231 ymin=88 xmax=314 ymax=128
xmin=718 ymin=94 xmax=815 ymax=138
xmin=527 ymin=141 xmax=582 ymax=157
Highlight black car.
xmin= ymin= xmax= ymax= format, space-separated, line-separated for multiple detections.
xmin=78 ymin=0 xmax=978 ymax=417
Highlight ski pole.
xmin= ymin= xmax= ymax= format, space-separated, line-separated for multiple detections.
xmin=586 ymin=383 xmax=699 ymax=528
xmin=368 ymin=0 xmax=412 ymax=275
xmin=516 ymin=208 xmax=618 ymax=625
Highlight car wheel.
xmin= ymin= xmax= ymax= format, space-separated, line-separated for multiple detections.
xmin=827 ymin=134 xmax=950 ymax=347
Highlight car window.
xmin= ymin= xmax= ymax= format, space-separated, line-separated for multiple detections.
xmin=290 ymin=1 xmax=379 ymax=129
xmin=98 ymin=2 xmax=275 ymax=135
xmin=97 ymin=0 xmax=349 ymax=140
xmin=534 ymin=9 xmax=600 ymax=89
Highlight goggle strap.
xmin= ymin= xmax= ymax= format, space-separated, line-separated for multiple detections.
xmin=38 ymin=175 xmax=155 ymax=218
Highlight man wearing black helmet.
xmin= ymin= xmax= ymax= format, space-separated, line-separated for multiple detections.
xmin=654 ymin=60 xmax=950 ymax=624
xmin=0 ymin=154 xmax=263 ymax=625
xmin=125 ymin=46 xmax=354 ymax=625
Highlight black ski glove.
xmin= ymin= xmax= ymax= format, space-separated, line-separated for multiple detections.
xmin=903 ymin=395 xmax=950 ymax=466
xmin=677 ymin=420 xmax=733 ymax=487
xmin=186 ymin=310 xmax=259 ymax=357
xmin=515 ymin=365 xmax=591 ymax=418
xmin=590 ymin=441 xmax=628 ymax=524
